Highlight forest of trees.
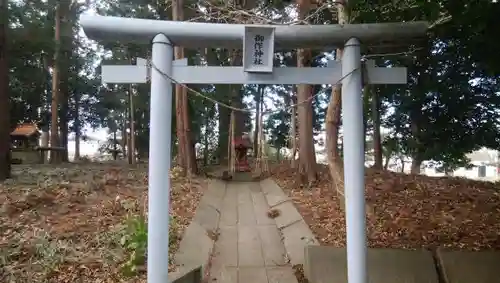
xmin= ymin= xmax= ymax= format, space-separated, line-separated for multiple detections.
xmin=0 ymin=0 xmax=499 ymax=183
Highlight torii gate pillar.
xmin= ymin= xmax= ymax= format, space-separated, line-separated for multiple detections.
xmin=341 ymin=37 xmax=366 ymax=283
xmin=147 ymin=33 xmax=173 ymax=283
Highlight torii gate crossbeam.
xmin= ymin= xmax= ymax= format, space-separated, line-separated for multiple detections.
xmin=80 ymin=15 xmax=428 ymax=283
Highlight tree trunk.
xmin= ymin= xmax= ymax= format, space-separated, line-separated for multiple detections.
xmin=127 ymin=58 xmax=136 ymax=164
xmin=59 ymin=30 xmax=69 ymax=163
xmin=203 ymin=110 xmax=209 ymax=165
xmin=59 ymin=0 xmax=70 ymax=163
xmin=50 ymin=2 xmax=61 ymax=163
xmin=0 ymin=0 xmax=11 ymax=180
xmin=296 ymin=52 xmax=317 ymax=183
xmin=184 ymin=97 xmax=197 ymax=175
xmin=401 ymin=156 xmax=406 ymax=173
xmin=296 ymin=0 xmax=317 ymax=184
xmin=218 ymin=102 xmax=230 ymax=163
xmin=371 ymin=88 xmax=383 ymax=169
xmin=173 ymin=0 xmax=196 ymax=175
xmin=175 ymin=78 xmax=186 ymax=169
xmin=41 ymin=54 xmax=50 ymax=162
xmin=410 ymin=115 xmax=422 ymax=174
xmin=113 ymin=131 xmax=118 ymax=160
xmin=325 ymin=0 xmax=347 ymax=196
xmin=290 ymin=90 xmax=297 ymax=167
xmin=73 ymin=92 xmax=81 ymax=161
xmin=173 ymin=0 xmax=185 ymax=171
xmin=383 ymin=152 xmax=391 ymax=170
xmin=411 ymin=158 xmax=421 ymax=174
xmin=362 ymin=87 xmax=370 ymax=151
xmin=59 ymin=97 xmax=69 ymax=162
xmin=230 ymin=50 xmax=246 ymax=137
xmin=121 ymin=115 xmax=127 ymax=159
xmin=253 ymin=85 xmax=263 ymax=156
xmin=128 ymin=82 xmax=136 ymax=164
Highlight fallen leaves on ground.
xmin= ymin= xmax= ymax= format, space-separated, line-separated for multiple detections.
xmin=272 ymin=162 xmax=500 ymax=250
xmin=0 ymin=163 xmax=204 ymax=282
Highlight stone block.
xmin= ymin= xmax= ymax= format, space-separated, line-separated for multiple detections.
xmin=169 ymin=265 xmax=202 ymax=283
xmin=304 ymin=246 xmax=439 ymax=283
xmin=281 ymin=220 xmax=318 ymax=265
xmin=437 ymin=249 xmax=500 ymax=283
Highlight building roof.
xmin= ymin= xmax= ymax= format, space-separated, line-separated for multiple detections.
xmin=467 ymin=149 xmax=498 ymax=164
xmin=233 ymin=136 xmax=252 ymax=148
xmin=11 ymin=123 xmax=40 ymax=137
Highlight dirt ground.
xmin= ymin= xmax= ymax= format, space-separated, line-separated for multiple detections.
xmin=0 ymin=163 xmax=205 ymax=283
xmin=272 ymin=162 xmax=500 ymax=250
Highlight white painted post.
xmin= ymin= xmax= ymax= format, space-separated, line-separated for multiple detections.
xmin=147 ymin=33 xmax=173 ymax=283
xmin=341 ymin=37 xmax=367 ymax=283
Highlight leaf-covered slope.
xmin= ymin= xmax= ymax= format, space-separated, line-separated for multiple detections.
xmin=0 ymin=163 xmax=204 ymax=282
xmin=272 ymin=162 xmax=500 ymax=250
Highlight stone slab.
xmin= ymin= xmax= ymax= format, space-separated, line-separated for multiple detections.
xmin=175 ymin=222 xmax=214 ymax=269
xmin=239 ymin=267 xmax=268 ymax=283
xmin=210 ymin=266 xmax=238 ymax=283
xmin=206 ymin=179 xmax=227 ymax=199
xmin=212 ymin=226 xmax=238 ymax=267
xmin=304 ymin=246 xmax=439 ymax=283
xmin=248 ymin=182 xmax=262 ymax=193
xmin=260 ymin=179 xmax=289 ymax=207
xmin=237 ymin=185 xmax=257 ymax=225
xmin=281 ymin=220 xmax=318 ymax=265
xmin=174 ymin=180 xmax=226 ymax=271
xmin=437 ymin=249 xmax=500 ymax=283
xmin=238 ymin=225 xmax=265 ymax=266
xmin=251 ymin=191 xmax=275 ymax=225
xmin=220 ymin=189 xmax=238 ymax=226
xmin=260 ymin=178 xmax=284 ymax=195
xmin=273 ymin=201 xmax=303 ymax=229
xmin=267 ymin=267 xmax=299 ymax=283
xmin=258 ymin=225 xmax=287 ymax=266
xmin=192 ymin=202 xmax=220 ymax=232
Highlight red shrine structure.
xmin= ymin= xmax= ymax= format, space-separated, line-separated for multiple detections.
xmin=233 ymin=134 xmax=252 ymax=172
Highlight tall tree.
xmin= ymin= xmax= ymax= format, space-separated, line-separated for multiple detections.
xmin=50 ymin=1 xmax=61 ymax=163
xmin=0 ymin=0 xmax=10 ymax=180
xmin=253 ymin=85 xmax=264 ymax=156
xmin=73 ymin=91 xmax=81 ymax=160
xmin=172 ymin=0 xmax=196 ymax=175
xmin=128 ymin=82 xmax=136 ymax=164
xmin=325 ymin=0 xmax=348 ymax=195
xmin=58 ymin=0 xmax=72 ymax=162
xmin=296 ymin=0 xmax=317 ymax=184
xmin=370 ymin=87 xmax=383 ymax=169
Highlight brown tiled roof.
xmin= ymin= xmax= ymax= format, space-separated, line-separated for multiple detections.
xmin=11 ymin=123 xmax=40 ymax=137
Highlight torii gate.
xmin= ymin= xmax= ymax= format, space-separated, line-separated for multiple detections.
xmin=80 ymin=15 xmax=428 ymax=283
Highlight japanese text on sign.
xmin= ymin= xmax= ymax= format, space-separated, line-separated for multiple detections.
xmin=253 ymin=35 xmax=264 ymax=65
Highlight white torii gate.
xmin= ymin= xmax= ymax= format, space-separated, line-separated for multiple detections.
xmin=80 ymin=15 xmax=428 ymax=283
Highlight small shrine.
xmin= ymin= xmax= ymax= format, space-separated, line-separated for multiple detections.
xmin=10 ymin=123 xmax=42 ymax=164
xmin=11 ymin=123 xmax=40 ymax=149
xmin=233 ymin=133 xmax=252 ymax=172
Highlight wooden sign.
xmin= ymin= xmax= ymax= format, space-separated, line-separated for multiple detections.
xmin=243 ymin=26 xmax=275 ymax=73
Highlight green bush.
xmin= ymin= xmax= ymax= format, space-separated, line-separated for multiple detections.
xmin=119 ymin=214 xmax=180 ymax=277
xmin=120 ymin=214 xmax=148 ymax=276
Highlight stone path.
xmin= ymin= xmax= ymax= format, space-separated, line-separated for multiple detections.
xmin=209 ymin=181 xmax=299 ymax=283
xmin=173 ymin=178 xmax=500 ymax=283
